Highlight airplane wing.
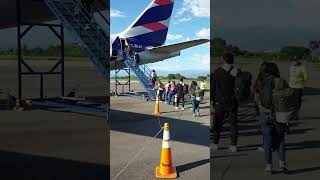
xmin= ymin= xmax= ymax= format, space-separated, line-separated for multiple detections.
xmin=146 ymin=39 xmax=209 ymax=53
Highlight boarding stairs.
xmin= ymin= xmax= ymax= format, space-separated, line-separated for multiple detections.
xmin=119 ymin=51 xmax=157 ymax=100
xmin=45 ymin=0 xmax=109 ymax=79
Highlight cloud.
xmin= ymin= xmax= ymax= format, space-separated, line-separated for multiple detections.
xmin=196 ymin=28 xmax=210 ymax=39
xmin=177 ymin=0 xmax=210 ymax=18
xmin=167 ymin=34 xmax=183 ymax=40
xmin=178 ymin=17 xmax=192 ymax=22
xmin=184 ymin=37 xmax=191 ymax=41
xmin=149 ymin=53 xmax=210 ymax=72
xmin=192 ymin=54 xmax=210 ymax=66
xmin=110 ymin=9 xmax=125 ymax=18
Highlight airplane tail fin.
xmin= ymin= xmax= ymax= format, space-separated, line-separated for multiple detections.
xmin=122 ymin=0 xmax=175 ymax=48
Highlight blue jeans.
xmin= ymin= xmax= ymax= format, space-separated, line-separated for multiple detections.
xmin=260 ymin=112 xmax=286 ymax=164
xmin=168 ymin=91 xmax=175 ymax=105
xmin=192 ymin=98 xmax=200 ymax=114
xmin=165 ymin=91 xmax=169 ymax=102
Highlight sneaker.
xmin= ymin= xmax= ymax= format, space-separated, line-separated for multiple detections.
xmin=265 ymin=164 xmax=273 ymax=175
xmin=210 ymin=143 xmax=219 ymax=151
xmin=229 ymin=145 xmax=237 ymax=152
xmin=181 ymin=107 xmax=185 ymax=110
xmin=257 ymin=147 xmax=264 ymax=152
xmin=196 ymin=112 xmax=200 ymax=117
xmin=175 ymin=107 xmax=179 ymax=110
xmin=193 ymin=113 xmax=196 ymax=117
xmin=279 ymin=161 xmax=288 ymax=173
xmin=165 ymin=101 xmax=168 ymax=104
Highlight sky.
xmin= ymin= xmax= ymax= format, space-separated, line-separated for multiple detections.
xmin=110 ymin=0 xmax=210 ymax=77
xmin=213 ymin=0 xmax=320 ymax=51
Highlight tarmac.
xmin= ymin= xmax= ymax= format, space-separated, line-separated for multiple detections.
xmin=0 ymin=60 xmax=107 ymax=98
xmin=0 ymin=60 xmax=108 ymax=179
xmin=1 ymin=59 xmax=320 ymax=180
xmin=110 ymin=91 xmax=210 ymax=180
xmin=211 ymin=62 xmax=320 ymax=180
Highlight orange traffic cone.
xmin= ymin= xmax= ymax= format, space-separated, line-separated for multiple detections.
xmin=153 ymin=96 xmax=160 ymax=115
xmin=155 ymin=123 xmax=177 ymax=179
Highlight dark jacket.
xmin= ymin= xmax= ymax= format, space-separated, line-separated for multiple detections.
xmin=176 ymin=83 xmax=184 ymax=96
xmin=189 ymin=85 xmax=196 ymax=97
xmin=212 ymin=66 xmax=237 ymax=109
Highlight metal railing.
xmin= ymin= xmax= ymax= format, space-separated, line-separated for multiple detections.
xmin=121 ymin=50 xmax=153 ymax=81
xmin=118 ymin=49 xmax=156 ymax=99
xmin=46 ymin=0 xmax=109 ymax=78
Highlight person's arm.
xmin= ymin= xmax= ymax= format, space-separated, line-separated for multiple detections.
xmin=211 ymin=73 xmax=216 ymax=102
xmin=302 ymin=66 xmax=309 ymax=82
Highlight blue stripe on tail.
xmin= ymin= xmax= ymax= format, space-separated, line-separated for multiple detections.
xmin=133 ymin=4 xmax=174 ymax=27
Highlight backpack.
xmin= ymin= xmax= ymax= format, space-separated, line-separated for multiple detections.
xmin=234 ymin=69 xmax=252 ymax=102
xmin=183 ymin=84 xmax=189 ymax=94
xmin=272 ymin=78 xmax=296 ymax=112
xmin=258 ymin=75 xmax=274 ymax=109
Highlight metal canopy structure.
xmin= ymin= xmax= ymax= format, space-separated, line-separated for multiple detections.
xmin=16 ymin=0 xmax=64 ymax=100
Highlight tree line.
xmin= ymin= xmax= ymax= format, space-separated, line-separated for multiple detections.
xmin=113 ymin=73 xmax=209 ymax=81
xmin=0 ymin=44 xmax=86 ymax=57
xmin=212 ymin=37 xmax=318 ymax=60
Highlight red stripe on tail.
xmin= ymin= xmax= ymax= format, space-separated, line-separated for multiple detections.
xmin=142 ymin=22 xmax=167 ymax=31
xmin=154 ymin=0 xmax=173 ymax=6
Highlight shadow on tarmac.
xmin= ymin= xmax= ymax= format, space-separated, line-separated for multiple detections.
xmin=238 ymin=140 xmax=320 ymax=152
xmin=45 ymin=109 xmax=105 ymax=118
xmin=219 ymin=127 xmax=313 ymax=139
xmin=110 ymin=109 xmax=210 ymax=147
xmin=286 ymin=140 xmax=320 ymax=151
xmin=211 ymin=153 xmax=248 ymax=159
xmin=303 ymin=116 xmax=320 ymax=121
xmin=304 ymin=87 xmax=320 ymax=96
xmin=0 ymin=150 xmax=108 ymax=180
xmin=176 ymin=159 xmax=210 ymax=174
xmin=286 ymin=166 xmax=320 ymax=175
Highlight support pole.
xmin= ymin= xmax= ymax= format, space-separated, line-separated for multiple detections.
xmin=40 ymin=74 xmax=44 ymax=98
xmin=60 ymin=24 xmax=65 ymax=97
xmin=16 ymin=0 xmax=22 ymax=100
xmin=128 ymin=69 xmax=131 ymax=92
